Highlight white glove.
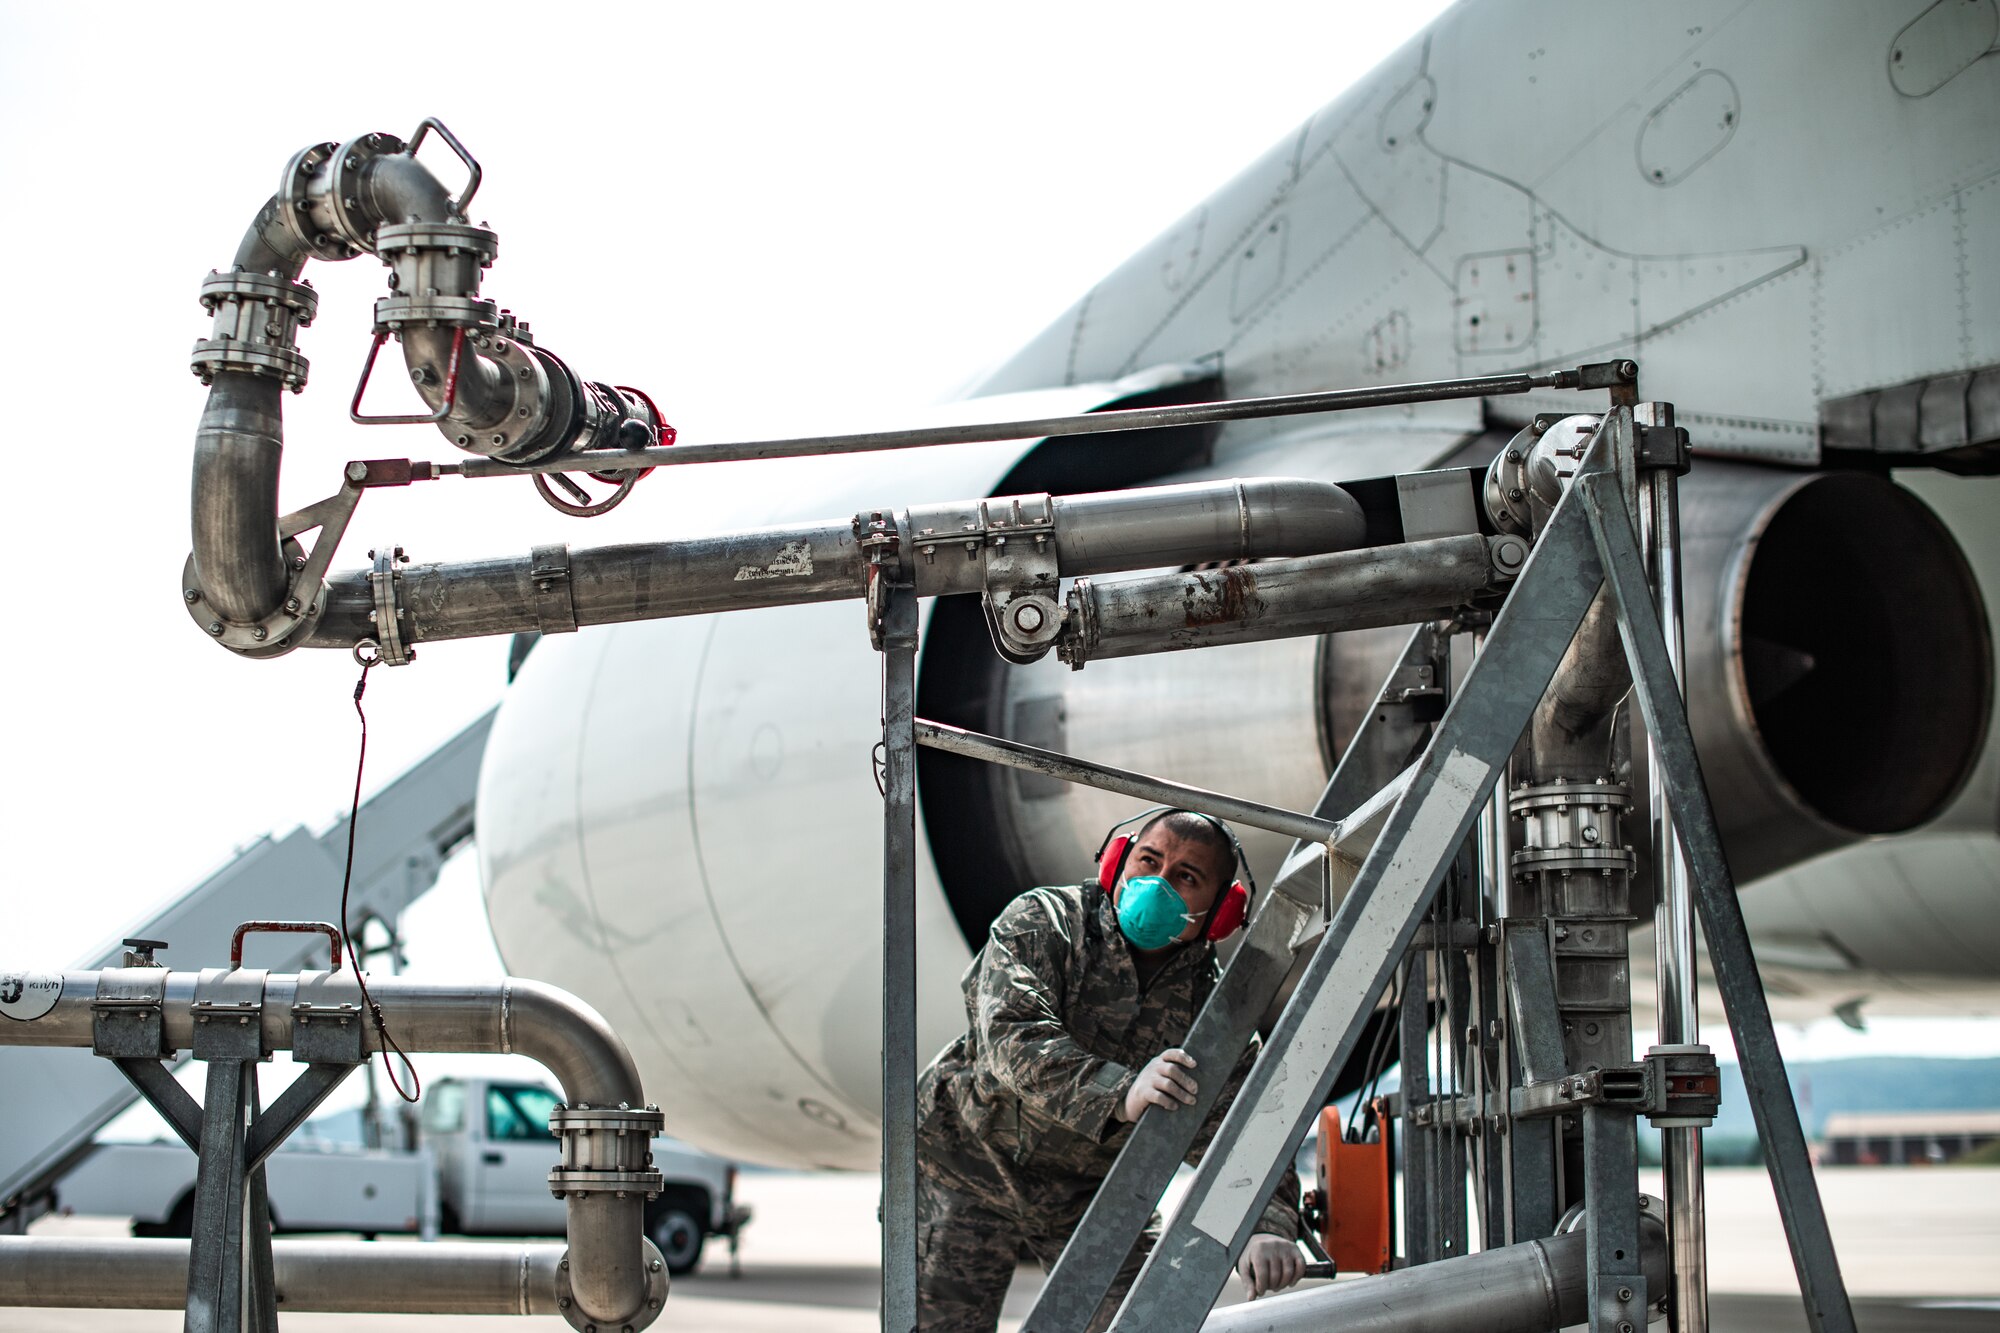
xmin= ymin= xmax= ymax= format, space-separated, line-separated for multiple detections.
xmin=1116 ymin=1048 xmax=1198 ymax=1122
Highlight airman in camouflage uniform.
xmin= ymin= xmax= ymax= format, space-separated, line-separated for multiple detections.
xmin=915 ymin=812 xmax=1303 ymax=1332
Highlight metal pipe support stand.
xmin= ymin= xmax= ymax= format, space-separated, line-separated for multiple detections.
xmin=9 ymin=947 xmax=670 ymax=1331
xmin=932 ymin=404 xmax=1862 ymax=1333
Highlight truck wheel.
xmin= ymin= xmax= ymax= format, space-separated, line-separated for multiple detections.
xmin=135 ymin=1192 xmax=197 ymax=1240
xmin=647 ymin=1194 xmax=707 ymax=1276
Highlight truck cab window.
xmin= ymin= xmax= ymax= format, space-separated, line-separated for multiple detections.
xmin=423 ymin=1081 xmax=465 ymax=1134
xmin=485 ymin=1084 xmax=562 ymax=1141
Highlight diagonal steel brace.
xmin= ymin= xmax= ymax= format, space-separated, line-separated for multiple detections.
xmin=1581 ymin=472 xmax=1856 ymax=1333
xmin=1022 ymin=624 xmax=1447 ymax=1330
xmin=1108 ymin=471 xmax=1610 ymax=1332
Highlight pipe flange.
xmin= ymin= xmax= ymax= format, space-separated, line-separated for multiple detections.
xmin=190 ymin=337 xmax=311 ymax=389
xmin=1483 ymin=423 xmax=1538 ymax=536
xmin=1508 ymin=781 xmax=1632 ymax=815
xmin=553 ymin=1239 xmax=668 ymax=1332
xmin=1057 ymin=579 xmax=1099 ymax=670
xmin=368 ymin=545 xmax=413 ymax=666
xmin=373 ymin=293 xmax=499 ymax=332
xmin=197 ymin=270 xmax=320 ymax=322
xmin=276 ymin=141 xmax=359 ymax=262
xmin=1511 ymin=847 xmax=1639 ymax=875
xmin=326 ymin=131 xmax=408 ymax=252
xmin=550 ymin=1104 xmax=666 ymax=1187
xmin=373 ymin=221 xmax=500 ymax=332
xmin=374 ymin=221 xmax=499 ymax=264
xmin=549 ymin=1105 xmax=668 ymax=1136
xmin=443 ymin=333 xmax=555 ymax=461
xmin=180 ymin=538 xmax=321 ymax=659
xmin=547 ymin=1166 xmax=667 ymax=1199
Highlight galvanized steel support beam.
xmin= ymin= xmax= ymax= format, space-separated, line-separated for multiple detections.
xmin=912 ymin=721 xmax=1342 ymax=848
xmin=1579 ymin=472 xmax=1856 ymax=1333
xmin=1581 ymin=1104 xmax=1647 ymax=1333
xmin=1107 ymin=469 xmax=1609 ymax=1331
xmin=878 ymin=581 xmax=920 ymax=1333
xmin=1022 ymin=625 xmax=1446 ymax=1330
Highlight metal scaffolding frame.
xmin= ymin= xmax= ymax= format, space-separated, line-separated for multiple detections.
xmin=872 ymin=410 xmax=1857 ymax=1333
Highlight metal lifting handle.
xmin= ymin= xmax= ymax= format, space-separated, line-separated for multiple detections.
xmin=407 ymin=117 xmax=482 ymax=214
xmin=351 ymin=327 xmax=465 ymax=425
xmin=229 ymin=921 xmax=344 ymax=971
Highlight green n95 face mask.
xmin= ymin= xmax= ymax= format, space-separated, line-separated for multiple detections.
xmin=1116 ymin=875 xmax=1196 ymax=951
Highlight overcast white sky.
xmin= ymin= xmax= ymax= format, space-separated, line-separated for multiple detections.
xmin=1 ymin=0 xmax=1993 ymax=1085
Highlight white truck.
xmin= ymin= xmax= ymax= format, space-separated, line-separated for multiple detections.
xmin=419 ymin=1075 xmax=748 ymax=1273
xmin=60 ymin=1140 xmax=435 ymax=1239
xmin=57 ymin=1075 xmax=747 ymax=1275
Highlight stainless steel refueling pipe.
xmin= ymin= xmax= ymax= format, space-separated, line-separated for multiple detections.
xmin=1637 ymin=400 xmax=1710 ymax=1333
xmin=188 ymin=121 xmax=670 ymax=646
xmin=182 ymin=128 xmax=1617 ymax=667
xmin=279 ymin=478 xmax=1367 ymax=656
xmin=1199 ymin=1209 xmax=1668 ymax=1333
xmin=0 ymin=1238 xmax=568 ymax=1315
xmin=2 ymin=970 xmax=665 ymax=1330
xmin=1058 ymin=533 xmax=1508 ymax=666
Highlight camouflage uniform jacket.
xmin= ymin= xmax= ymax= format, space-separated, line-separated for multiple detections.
xmin=916 ymin=882 xmax=1300 ymax=1240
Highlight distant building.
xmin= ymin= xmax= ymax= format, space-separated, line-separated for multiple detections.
xmin=1818 ymin=1110 xmax=2000 ymax=1166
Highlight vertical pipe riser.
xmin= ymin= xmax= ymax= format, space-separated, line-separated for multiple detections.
xmin=1636 ymin=398 xmax=1709 ymax=1333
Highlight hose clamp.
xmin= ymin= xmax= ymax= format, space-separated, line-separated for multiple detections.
xmin=367 ymin=545 xmax=414 ymax=666
xmin=975 ymin=494 xmax=1062 ymax=665
xmin=1058 ymin=578 xmax=1099 ymax=670
xmin=531 ymin=544 xmax=579 ymax=634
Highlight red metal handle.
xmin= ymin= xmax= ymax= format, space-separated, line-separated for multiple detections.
xmin=230 ymin=921 xmax=345 ymax=970
xmin=350 ymin=326 xmax=464 ymax=425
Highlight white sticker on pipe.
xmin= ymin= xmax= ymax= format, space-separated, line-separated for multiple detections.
xmin=1188 ymin=746 xmax=1490 ymax=1244
xmin=733 ymin=540 xmax=815 ymax=581
xmin=0 ymin=971 xmax=62 ymax=1022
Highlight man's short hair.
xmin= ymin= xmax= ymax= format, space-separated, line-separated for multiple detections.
xmin=1134 ymin=810 xmax=1236 ymax=881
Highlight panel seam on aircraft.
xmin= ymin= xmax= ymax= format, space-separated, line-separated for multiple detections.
xmin=1220 ymin=210 xmax=1380 ymax=356
xmin=1115 ymin=110 xmax=1367 ymax=377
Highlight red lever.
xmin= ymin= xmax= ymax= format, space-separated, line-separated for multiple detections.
xmin=230 ymin=921 xmax=345 ymax=970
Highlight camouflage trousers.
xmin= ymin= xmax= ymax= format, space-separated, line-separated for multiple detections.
xmin=916 ymin=1174 xmax=1158 ymax=1333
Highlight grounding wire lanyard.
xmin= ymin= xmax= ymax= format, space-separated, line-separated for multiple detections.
xmin=340 ymin=657 xmax=421 ymax=1103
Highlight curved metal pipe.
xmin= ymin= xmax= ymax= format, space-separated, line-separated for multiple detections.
xmin=1527 ymin=586 xmax=1630 ymax=782
xmin=0 ymin=1237 xmax=569 ymax=1315
xmin=189 ymin=136 xmax=519 ymax=631
xmin=190 ymin=374 xmax=292 ymax=623
xmin=9 ymin=973 xmax=640 ymax=1109
xmin=4 ymin=970 xmax=653 ymax=1327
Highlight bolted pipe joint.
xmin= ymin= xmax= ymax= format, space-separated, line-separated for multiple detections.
xmin=548 ymin=1102 xmax=667 ymax=1329
xmin=555 ymin=1235 xmax=668 ymax=1333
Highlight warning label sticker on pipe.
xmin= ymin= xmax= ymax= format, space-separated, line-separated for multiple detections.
xmin=0 ymin=971 xmax=61 ymax=1021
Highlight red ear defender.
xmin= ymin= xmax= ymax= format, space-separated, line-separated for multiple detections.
xmin=1205 ymin=882 xmax=1249 ymax=940
xmin=1098 ymin=835 xmax=1132 ymax=893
